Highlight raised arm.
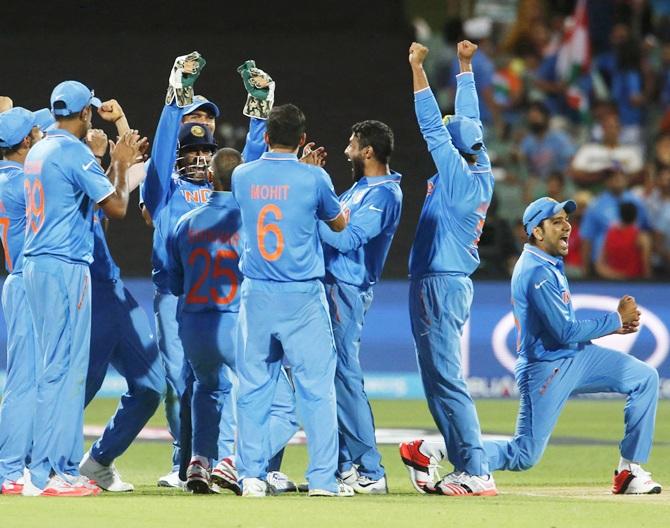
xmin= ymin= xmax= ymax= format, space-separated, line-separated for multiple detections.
xmin=454 ymin=40 xmax=481 ymax=124
xmin=238 ymin=60 xmax=275 ymax=163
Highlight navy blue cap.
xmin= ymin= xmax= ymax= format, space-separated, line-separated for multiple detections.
xmin=523 ymin=197 xmax=577 ymax=236
xmin=178 ymin=123 xmax=217 ymax=152
xmin=50 ymin=80 xmax=102 ymax=116
xmin=0 ymin=107 xmax=36 ymax=148
xmin=183 ymin=95 xmax=220 ymax=118
xmin=443 ymin=114 xmax=483 ymax=154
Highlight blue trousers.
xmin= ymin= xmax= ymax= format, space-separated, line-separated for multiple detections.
xmin=236 ymin=279 xmax=338 ymax=492
xmin=325 ymin=281 xmax=383 ymax=480
xmin=179 ymin=311 xmax=237 ymax=462
xmin=409 ymin=274 xmax=489 ymax=476
xmin=85 ymin=279 xmax=166 ymax=465
xmin=484 ymin=345 xmax=660 ymax=471
xmin=23 ymin=257 xmax=91 ymax=489
xmin=0 ymin=274 xmax=39 ymax=482
xmin=154 ymin=291 xmax=184 ymax=469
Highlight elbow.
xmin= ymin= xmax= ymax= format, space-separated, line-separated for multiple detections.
xmin=327 ymin=214 xmax=348 ymax=233
xmin=105 ymin=205 xmax=127 ymax=220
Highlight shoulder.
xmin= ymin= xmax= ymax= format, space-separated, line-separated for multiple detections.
xmin=364 ymin=182 xmax=402 ymax=205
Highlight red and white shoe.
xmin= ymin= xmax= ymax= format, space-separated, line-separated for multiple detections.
xmin=186 ymin=457 xmax=213 ymax=494
xmin=211 ymin=457 xmax=241 ymax=496
xmin=434 ymin=473 xmax=498 ymax=497
xmin=612 ymin=466 xmax=662 ymax=495
xmin=399 ymin=440 xmax=443 ymax=493
xmin=1 ymin=480 xmax=24 ymax=495
xmin=41 ymin=475 xmax=96 ymax=497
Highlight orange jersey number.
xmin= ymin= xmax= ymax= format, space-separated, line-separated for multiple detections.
xmin=186 ymin=248 xmax=238 ymax=305
xmin=257 ymin=204 xmax=284 ymax=261
xmin=24 ymin=179 xmax=45 ymax=234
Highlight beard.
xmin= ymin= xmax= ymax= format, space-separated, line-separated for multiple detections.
xmin=351 ymin=157 xmax=365 ymax=181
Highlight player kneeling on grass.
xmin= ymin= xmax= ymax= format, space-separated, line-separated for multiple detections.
xmin=401 ymin=197 xmax=662 ymax=495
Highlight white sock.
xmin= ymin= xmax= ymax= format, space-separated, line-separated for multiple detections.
xmin=618 ymin=457 xmax=638 ymax=472
xmin=191 ymin=455 xmax=210 ymax=469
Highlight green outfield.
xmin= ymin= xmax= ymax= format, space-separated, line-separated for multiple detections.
xmin=1 ymin=399 xmax=668 ymax=528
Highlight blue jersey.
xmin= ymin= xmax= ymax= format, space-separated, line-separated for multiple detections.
xmin=90 ymin=210 xmax=121 ymax=282
xmin=319 ymin=172 xmax=402 ymax=288
xmin=512 ymin=244 xmax=621 ymax=363
xmin=0 ymin=161 xmax=28 ymax=274
xmin=23 ymin=130 xmax=115 ymax=264
xmin=168 ymin=191 xmax=243 ymax=313
xmin=143 ymin=103 xmax=267 ymax=293
xmin=232 ymin=152 xmax=342 ymax=282
xmin=409 ymin=74 xmax=494 ymax=278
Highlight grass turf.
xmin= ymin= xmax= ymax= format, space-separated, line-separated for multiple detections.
xmin=0 ymin=399 xmax=668 ymax=528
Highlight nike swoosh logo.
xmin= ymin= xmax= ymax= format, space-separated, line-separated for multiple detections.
xmin=82 ymin=160 xmax=95 ymax=171
xmin=534 ymin=279 xmax=549 ymax=289
xmin=369 ymin=205 xmax=383 ymax=212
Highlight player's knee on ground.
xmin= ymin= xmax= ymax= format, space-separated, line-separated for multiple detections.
xmin=512 ymin=438 xmax=545 ymax=471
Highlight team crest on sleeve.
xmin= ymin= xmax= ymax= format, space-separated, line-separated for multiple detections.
xmin=562 ymin=290 xmax=571 ymax=304
xmin=426 ymin=181 xmax=435 ymax=197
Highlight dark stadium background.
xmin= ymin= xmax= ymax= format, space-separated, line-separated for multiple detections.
xmin=1 ymin=0 xmax=436 ymax=279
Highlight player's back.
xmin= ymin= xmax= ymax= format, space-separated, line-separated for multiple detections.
xmin=0 ymin=161 xmax=28 ymax=274
xmin=23 ymin=131 xmax=112 ymax=264
xmin=170 ymin=192 xmax=242 ymax=313
xmin=233 ymin=152 xmax=340 ymax=282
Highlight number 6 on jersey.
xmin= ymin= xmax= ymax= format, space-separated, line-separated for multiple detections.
xmin=257 ymin=203 xmax=284 ymax=261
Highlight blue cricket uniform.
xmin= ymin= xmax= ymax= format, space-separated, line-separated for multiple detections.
xmin=84 ymin=210 xmax=166 ymax=465
xmin=409 ymin=72 xmax=494 ymax=477
xmin=483 ymin=245 xmax=659 ymax=471
xmin=0 ymin=161 xmax=39 ymax=484
xmin=23 ymin=129 xmax=115 ymax=489
xmin=233 ymin=151 xmax=343 ymax=492
xmin=168 ymin=191 xmax=243 ymax=463
xmin=319 ymin=172 xmax=403 ymax=480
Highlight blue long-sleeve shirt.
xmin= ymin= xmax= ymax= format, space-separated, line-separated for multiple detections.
xmin=0 ymin=161 xmax=28 ymax=275
xmin=512 ymin=244 xmax=622 ymax=363
xmin=319 ymin=172 xmax=402 ymax=289
xmin=409 ymin=72 xmax=494 ymax=278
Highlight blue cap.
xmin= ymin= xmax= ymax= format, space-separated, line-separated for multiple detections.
xmin=523 ymin=197 xmax=577 ymax=236
xmin=50 ymin=80 xmax=102 ymax=116
xmin=443 ymin=114 xmax=483 ymax=155
xmin=183 ymin=95 xmax=220 ymax=118
xmin=178 ymin=123 xmax=217 ymax=152
xmin=33 ymin=108 xmax=56 ymax=131
xmin=0 ymin=107 xmax=36 ymax=148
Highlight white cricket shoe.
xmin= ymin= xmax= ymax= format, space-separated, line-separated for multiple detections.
xmin=80 ymin=452 xmax=134 ymax=492
xmin=434 ymin=472 xmax=498 ymax=496
xmin=21 ymin=473 xmax=43 ymax=497
xmin=338 ymin=467 xmax=359 ymax=486
xmin=308 ymin=481 xmax=355 ymax=497
xmin=41 ymin=475 xmax=96 ymax=497
xmin=157 ymin=470 xmax=186 ymax=489
xmin=352 ymin=474 xmax=388 ymax=495
xmin=612 ymin=466 xmax=662 ymax=495
xmin=242 ymin=477 xmax=269 ymax=497
xmin=266 ymin=471 xmax=298 ymax=493
xmin=212 ymin=457 xmax=242 ymax=495
xmin=186 ymin=457 xmax=213 ymax=494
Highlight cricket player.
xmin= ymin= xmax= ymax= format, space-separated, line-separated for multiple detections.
xmin=401 ymin=197 xmax=662 ymax=495
xmin=0 ymin=107 xmax=52 ymax=495
xmin=76 ymin=102 xmax=166 ymax=493
xmin=21 ymin=80 xmax=141 ymax=496
xmin=399 ymin=41 xmax=497 ymax=496
xmin=232 ymin=103 xmax=351 ymax=497
xmin=318 ymin=120 xmax=402 ymax=494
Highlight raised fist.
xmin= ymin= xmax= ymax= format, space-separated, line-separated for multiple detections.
xmin=409 ymin=42 xmax=429 ymax=67
xmin=457 ymin=40 xmax=478 ymax=61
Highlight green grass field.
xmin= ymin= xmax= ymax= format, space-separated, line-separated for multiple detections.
xmin=1 ymin=399 xmax=668 ymax=527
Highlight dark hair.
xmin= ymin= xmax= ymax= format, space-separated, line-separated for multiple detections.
xmin=547 ymin=171 xmax=564 ymax=184
xmin=351 ymin=120 xmax=394 ymax=164
xmin=619 ymin=201 xmax=637 ymax=224
xmin=267 ymin=104 xmax=306 ymax=149
xmin=210 ymin=148 xmax=242 ymax=191
xmin=528 ymin=101 xmax=550 ymax=118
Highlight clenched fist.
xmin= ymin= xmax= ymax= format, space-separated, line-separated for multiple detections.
xmin=457 ymin=40 xmax=478 ymax=61
xmin=409 ymin=42 xmax=429 ymax=67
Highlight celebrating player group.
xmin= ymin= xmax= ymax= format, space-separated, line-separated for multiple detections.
xmin=0 ymin=41 xmax=662 ymax=498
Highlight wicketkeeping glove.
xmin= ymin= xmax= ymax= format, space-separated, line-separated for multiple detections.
xmin=237 ymin=60 xmax=275 ymax=120
xmin=166 ymin=51 xmax=207 ymax=108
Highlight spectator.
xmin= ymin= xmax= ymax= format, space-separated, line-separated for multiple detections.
xmin=646 ymin=167 xmax=670 ymax=274
xmin=570 ymin=111 xmax=645 ymax=187
xmin=476 ymin=195 xmax=518 ymax=277
xmin=518 ymin=102 xmax=576 ymax=181
xmin=580 ymin=166 xmax=651 ymax=275
xmin=564 ymin=190 xmax=593 ymax=279
xmin=596 ymin=202 xmax=652 ymax=279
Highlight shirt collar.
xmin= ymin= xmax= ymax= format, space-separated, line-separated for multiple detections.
xmin=0 ymin=160 xmax=23 ymax=170
xmin=523 ymin=244 xmax=562 ymax=268
xmin=261 ymin=152 xmax=298 ymax=161
xmin=359 ymin=170 xmax=402 ymax=187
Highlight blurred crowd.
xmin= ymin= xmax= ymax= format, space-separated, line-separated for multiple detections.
xmin=414 ymin=0 xmax=670 ymax=280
